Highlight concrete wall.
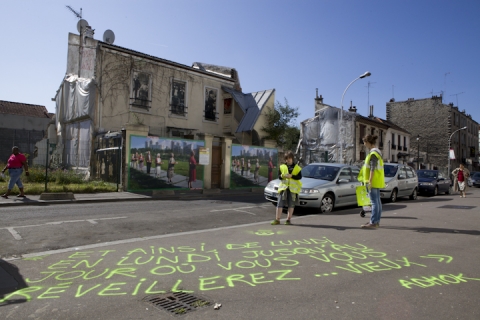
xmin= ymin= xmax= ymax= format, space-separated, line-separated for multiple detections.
xmin=386 ymin=97 xmax=479 ymax=171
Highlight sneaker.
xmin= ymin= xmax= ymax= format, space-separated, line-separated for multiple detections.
xmin=271 ymin=219 xmax=280 ymax=225
xmin=285 ymin=220 xmax=292 ymax=225
xmin=361 ymin=223 xmax=378 ymax=228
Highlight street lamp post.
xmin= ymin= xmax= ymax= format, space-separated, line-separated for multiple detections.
xmin=339 ymin=71 xmax=371 ymax=163
xmin=416 ymin=135 xmax=420 ymax=170
xmin=447 ymin=126 xmax=467 ymax=178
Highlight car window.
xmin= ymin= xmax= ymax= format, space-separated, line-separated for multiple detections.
xmin=438 ymin=172 xmax=444 ymax=179
xmin=351 ymin=167 xmax=360 ymax=182
xmin=406 ymin=167 xmax=414 ymax=178
xmin=301 ymin=164 xmax=340 ymax=181
xmin=338 ymin=168 xmax=351 ymax=182
xmin=384 ymin=165 xmax=397 ymax=178
xmin=398 ymin=167 xmax=406 ymax=180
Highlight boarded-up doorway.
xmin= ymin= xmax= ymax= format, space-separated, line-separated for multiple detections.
xmin=211 ymin=146 xmax=222 ymax=188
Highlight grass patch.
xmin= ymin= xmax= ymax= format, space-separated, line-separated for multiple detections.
xmin=0 ymin=163 xmax=117 ymax=195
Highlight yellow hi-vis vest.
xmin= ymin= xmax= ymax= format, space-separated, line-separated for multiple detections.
xmin=278 ymin=164 xmax=303 ymax=194
xmin=358 ymin=150 xmax=385 ymax=189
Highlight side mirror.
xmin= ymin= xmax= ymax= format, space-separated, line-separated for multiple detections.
xmin=337 ymin=179 xmax=350 ymax=184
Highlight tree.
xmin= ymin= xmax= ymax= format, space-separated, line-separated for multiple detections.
xmin=261 ymin=98 xmax=300 ymax=152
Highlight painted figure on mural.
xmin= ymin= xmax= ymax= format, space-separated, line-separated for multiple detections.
xmin=167 ymin=153 xmax=177 ymax=184
xmin=241 ymin=158 xmax=245 ymax=176
xmin=138 ymin=153 xmax=144 ymax=171
xmin=254 ymin=159 xmax=260 ymax=184
xmin=131 ymin=152 xmax=137 ymax=168
xmin=155 ymin=153 xmax=162 ymax=178
xmin=247 ymin=159 xmax=251 ymax=177
xmin=146 ymin=151 xmax=152 ymax=174
xmin=205 ymin=89 xmax=217 ymax=121
xmin=188 ymin=150 xmax=197 ymax=189
xmin=268 ymin=156 xmax=276 ymax=182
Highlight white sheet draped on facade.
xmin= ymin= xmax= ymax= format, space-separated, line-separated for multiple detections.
xmin=296 ymin=107 xmax=357 ymax=165
xmin=54 ymin=74 xmax=96 ymax=168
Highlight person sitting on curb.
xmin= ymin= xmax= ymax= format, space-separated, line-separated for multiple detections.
xmin=2 ymin=146 xmax=30 ymax=199
xmin=271 ymin=151 xmax=302 ymax=225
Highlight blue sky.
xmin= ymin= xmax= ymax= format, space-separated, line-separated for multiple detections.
xmin=2 ymin=0 xmax=479 ymax=125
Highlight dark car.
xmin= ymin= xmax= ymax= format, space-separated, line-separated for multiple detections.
xmin=469 ymin=172 xmax=480 ymax=188
xmin=416 ymin=170 xmax=452 ymax=196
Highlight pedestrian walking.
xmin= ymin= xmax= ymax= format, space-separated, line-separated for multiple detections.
xmin=271 ymin=151 xmax=302 ymax=225
xmin=1 ymin=146 xmax=29 ymax=199
xmin=359 ymin=135 xmax=385 ymax=228
xmin=452 ymin=164 xmax=470 ymax=198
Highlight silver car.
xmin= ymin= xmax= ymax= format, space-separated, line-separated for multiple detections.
xmin=381 ymin=163 xmax=418 ymax=202
xmin=264 ymin=163 xmax=361 ymax=213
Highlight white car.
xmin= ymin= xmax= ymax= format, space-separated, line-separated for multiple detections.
xmin=381 ymin=163 xmax=418 ymax=202
xmin=264 ymin=163 xmax=361 ymax=214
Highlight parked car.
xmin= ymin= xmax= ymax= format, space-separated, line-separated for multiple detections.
xmin=469 ymin=171 xmax=480 ymax=188
xmin=264 ymin=163 xmax=361 ymax=213
xmin=416 ymin=170 xmax=452 ymax=196
xmin=380 ymin=163 xmax=418 ymax=202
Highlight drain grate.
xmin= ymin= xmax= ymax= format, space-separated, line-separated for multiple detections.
xmin=438 ymin=205 xmax=476 ymax=210
xmin=143 ymin=292 xmax=211 ymax=316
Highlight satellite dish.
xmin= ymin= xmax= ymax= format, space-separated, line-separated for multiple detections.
xmin=77 ymin=19 xmax=89 ymax=33
xmin=103 ymin=29 xmax=115 ymax=44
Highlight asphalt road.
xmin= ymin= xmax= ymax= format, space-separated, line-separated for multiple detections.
xmin=1 ymin=189 xmax=479 ymax=319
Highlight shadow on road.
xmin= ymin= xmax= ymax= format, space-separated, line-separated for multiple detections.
xmin=0 ymin=259 xmax=28 ymax=306
xmin=291 ymin=222 xmax=480 ymax=236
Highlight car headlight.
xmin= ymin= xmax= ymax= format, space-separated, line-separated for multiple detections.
xmin=301 ymin=188 xmax=319 ymax=194
xmin=384 ymin=183 xmax=389 ymax=188
xmin=266 ymin=182 xmax=276 ymax=189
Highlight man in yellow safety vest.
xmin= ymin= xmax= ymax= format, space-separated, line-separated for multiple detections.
xmin=271 ymin=151 xmax=302 ymax=225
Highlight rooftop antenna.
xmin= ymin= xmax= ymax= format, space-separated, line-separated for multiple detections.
xmin=365 ymin=81 xmax=376 ymax=108
xmin=444 ymin=71 xmax=450 ymax=102
xmin=66 ymin=5 xmax=82 ymax=19
xmin=450 ymin=92 xmax=465 ymax=107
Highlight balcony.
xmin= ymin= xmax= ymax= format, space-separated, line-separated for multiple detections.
xmin=391 ymin=144 xmax=397 ymax=150
xmin=403 ymin=146 xmax=407 ymax=151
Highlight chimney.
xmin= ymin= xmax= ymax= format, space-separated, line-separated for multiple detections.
xmin=348 ymin=101 xmax=357 ymax=112
xmin=369 ymin=105 xmax=374 ymax=118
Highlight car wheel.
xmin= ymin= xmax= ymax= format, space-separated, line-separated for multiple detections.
xmin=409 ymin=188 xmax=418 ymax=200
xmin=433 ymin=186 xmax=438 ymax=196
xmin=318 ymin=193 xmax=334 ymax=214
xmin=446 ymin=186 xmax=452 ymax=195
xmin=390 ymin=189 xmax=398 ymax=203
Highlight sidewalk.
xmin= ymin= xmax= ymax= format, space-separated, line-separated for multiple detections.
xmin=0 ymin=188 xmax=264 ymax=207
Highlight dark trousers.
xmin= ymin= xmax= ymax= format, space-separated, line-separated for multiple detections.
xmin=146 ymin=162 xmax=151 ymax=174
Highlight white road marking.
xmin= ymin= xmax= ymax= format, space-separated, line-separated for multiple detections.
xmin=210 ymin=204 xmax=270 ymax=213
xmin=7 ymin=228 xmax=22 ymax=240
xmin=0 ymin=217 xmax=128 ymax=240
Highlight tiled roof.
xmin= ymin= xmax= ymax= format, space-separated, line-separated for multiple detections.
xmin=0 ymin=100 xmax=51 ymax=118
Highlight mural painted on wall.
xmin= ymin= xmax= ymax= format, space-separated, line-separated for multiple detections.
xmin=170 ymin=80 xmax=186 ymax=116
xmin=128 ymin=136 xmax=204 ymax=191
xmin=231 ymin=145 xmax=278 ymax=188
xmin=131 ymin=71 xmax=151 ymax=109
xmin=204 ymin=87 xmax=217 ymax=121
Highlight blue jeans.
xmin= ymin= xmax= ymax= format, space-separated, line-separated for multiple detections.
xmin=8 ymin=168 xmax=24 ymax=190
xmin=368 ymin=188 xmax=382 ymax=224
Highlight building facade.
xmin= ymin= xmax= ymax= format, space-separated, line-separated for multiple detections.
xmin=53 ymin=30 xmax=276 ymax=189
xmin=0 ymin=101 xmax=53 ymax=164
xmin=386 ymin=96 xmax=479 ymax=173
